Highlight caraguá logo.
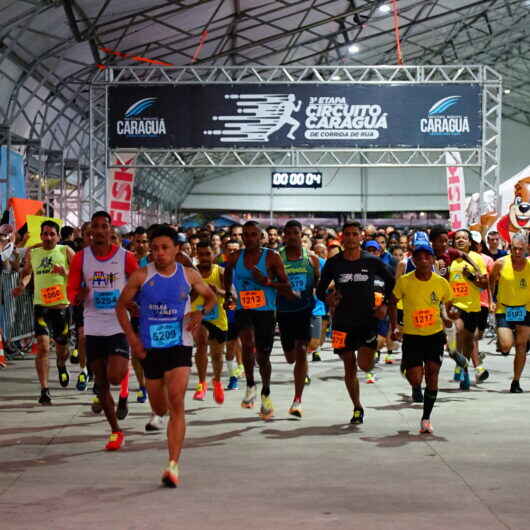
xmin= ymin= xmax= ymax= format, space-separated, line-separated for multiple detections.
xmin=116 ymin=97 xmax=166 ymax=138
xmin=420 ymin=95 xmax=470 ymax=136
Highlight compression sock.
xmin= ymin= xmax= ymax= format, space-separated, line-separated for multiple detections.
xmin=119 ymin=369 xmax=129 ymax=399
xmin=422 ymin=389 xmax=438 ymax=420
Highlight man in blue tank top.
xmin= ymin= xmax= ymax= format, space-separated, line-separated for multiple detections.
xmin=277 ymin=220 xmax=320 ymax=418
xmin=223 ymin=220 xmax=293 ymax=420
xmin=116 ymin=226 xmax=216 ymax=488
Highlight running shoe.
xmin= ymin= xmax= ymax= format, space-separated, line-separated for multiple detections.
xmin=241 ymin=385 xmax=257 ymax=408
xmin=193 ymin=382 xmax=207 ymax=401
xmin=0 ymin=357 xmax=6 ymax=369
xmin=259 ymin=394 xmax=274 ymax=420
xmin=76 ymin=371 xmax=88 ymax=392
xmin=475 ymin=367 xmax=489 ymax=384
xmin=384 ymin=354 xmax=394 ymax=365
xmin=57 ymin=365 xmax=69 ymax=388
xmin=460 ymin=369 xmax=471 ymax=391
xmin=161 ymin=460 xmax=179 ymax=488
xmin=70 ymin=348 xmax=79 ymax=364
xmin=136 ymin=387 xmax=147 ymax=403
xmin=288 ymin=400 xmax=302 ymax=418
xmin=116 ymin=396 xmax=128 ymax=420
xmin=145 ymin=414 xmax=164 ymax=432
xmin=105 ymin=431 xmax=125 ymax=451
xmin=225 ymin=376 xmax=239 ymax=390
xmin=312 ymin=351 xmax=322 ymax=362
xmin=412 ymin=386 xmax=423 ymax=403
xmin=350 ymin=407 xmax=364 ymax=425
xmin=365 ymin=372 xmax=376 ymax=384
xmin=213 ymin=380 xmax=225 ymax=405
xmin=91 ymin=396 xmax=103 ymax=414
xmin=510 ymin=380 xmax=523 ymax=393
xmin=304 ymin=375 xmax=311 ymax=385
xmin=453 ymin=366 xmax=462 ymax=382
xmin=235 ymin=364 xmax=244 ymax=377
xmin=38 ymin=388 xmax=51 ymax=406
xmin=449 ymin=351 xmax=469 ymax=369
xmin=419 ymin=419 xmax=434 ymax=434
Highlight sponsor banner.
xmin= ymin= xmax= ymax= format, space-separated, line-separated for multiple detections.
xmin=107 ymin=153 xmax=136 ymax=227
xmin=271 ymin=171 xmax=322 ymax=188
xmin=108 ymin=84 xmax=482 ymax=149
xmin=445 ymin=151 xmax=467 ymax=230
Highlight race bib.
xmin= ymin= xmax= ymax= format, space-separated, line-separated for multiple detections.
xmin=412 ymin=308 xmax=436 ymax=329
xmin=94 ymin=289 xmax=119 ymax=309
xmin=240 ymin=290 xmax=266 ymax=310
xmin=506 ymin=305 xmax=526 ymax=322
xmin=198 ymin=304 xmax=219 ymax=322
xmin=289 ymin=273 xmax=306 ymax=293
xmin=40 ymin=285 xmax=63 ymax=305
xmin=149 ymin=322 xmax=181 ymax=348
xmin=332 ymin=330 xmax=347 ymax=349
xmin=451 ymin=282 xmax=469 ymax=298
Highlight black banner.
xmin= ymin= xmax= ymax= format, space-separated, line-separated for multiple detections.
xmin=108 ymin=84 xmax=482 ymax=149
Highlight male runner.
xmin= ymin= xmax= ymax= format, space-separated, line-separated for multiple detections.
xmin=277 ymin=220 xmax=320 ymax=418
xmin=67 ymin=211 xmax=138 ymax=450
xmin=13 ymin=220 xmax=75 ymax=404
xmin=490 ymin=232 xmax=530 ymax=392
xmin=390 ymin=244 xmax=457 ymax=433
xmin=449 ymin=229 xmax=489 ymax=389
xmin=191 ymin=241 xmax=229 ymax=404
xmin=116 ymin=225 xmax=216 ymax=487
xmin=223 ymin=220 xmax=292 ymax=419
xmin=316 ymin=221 xmax=394 ymax=424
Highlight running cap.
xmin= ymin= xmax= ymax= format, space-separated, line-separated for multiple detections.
xmin=364 ymin=240 xmax=381 ymax=251
xmin=412 ymin=231 xmax=429 ymax=247
xmin=412 ymin=244 xmax=434 ymax=256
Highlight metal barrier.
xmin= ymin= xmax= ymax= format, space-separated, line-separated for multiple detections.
xmin=0 ymin=271 xmax=34 ymax=342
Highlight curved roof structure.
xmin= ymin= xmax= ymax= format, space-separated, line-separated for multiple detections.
xmin=1 ymin=0 xmax=529 ymax=216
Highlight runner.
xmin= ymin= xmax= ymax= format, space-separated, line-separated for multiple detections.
xmin=116 ymin=225 xmax=216 ymax=487
xmin=277 ymin=220 xmax=320 ymax=418
xmin=13 ymin=220 xmax=75 ymax=404
xmin=390 ymin=243 xmax=457 ymax=433
xmin=191 ymin=241 xmax=229 ymax=404
xmin=316 ymin=221 xmax=395 ymax=424
xmin=223 ymin=220 xmax=292 ymax=419
xmin=67 ymin=211 xmax=138 ymax=450
xmin=449 ymin=229 xmax=490 ymax=390
xmin=489 ymin=232 xmax=530 ymax=393
xmin=308 ymin=243 xmax=328 ymax=363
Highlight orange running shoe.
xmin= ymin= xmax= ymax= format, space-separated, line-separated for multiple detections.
xmin=161 ymin=460 xmax=179 ymax=488
xmin=212 ymin=380 xmax=224 ymax=404
xmin=193 ymin=382 xmax=207 ymax=401
xmin=105 ymin=431 xmax=125 ymax=451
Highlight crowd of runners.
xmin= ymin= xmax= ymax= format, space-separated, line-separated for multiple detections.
xmin=1 ymin=213 xmax=526 ymax=488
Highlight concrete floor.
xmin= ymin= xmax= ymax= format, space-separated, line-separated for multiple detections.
xmin=0 ymin=337 xmax=528 ymax=530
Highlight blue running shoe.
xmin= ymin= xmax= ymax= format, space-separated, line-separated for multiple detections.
xmin=453 ymin=366 xmax=462 ymax=382
xmin=226 ymin=376 xmax=239 ymax=390
xmin=460 ymin=369 xmax=471 ymax=391
xmin=136 ymin=386 xmax=147 ymax=403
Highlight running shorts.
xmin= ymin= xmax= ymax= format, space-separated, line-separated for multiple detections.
xmin=141 ymin=345 xmax=193 ymax=379
xmin=86 ymin=333 xmax=129 ymax=364
xmin=34 ymin=305 xmax=69 ymax=345
xmin=401 ymin=331 xmax=445 ymax=369
xmin=332 ymin=316 xmax=378 ymax=354
xmin=203 ymin=320 xmax=227 ymax=344
xmin=277 ymin=309 xmax=312 ymax=352
xmin=234 ymin=309 xmax=275 ymax=355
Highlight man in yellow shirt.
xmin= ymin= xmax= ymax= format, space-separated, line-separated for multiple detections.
xmin=489 ymin=232 xmax=530 ymax=393
xmin=390 ymin=243 xmax=457 ymax=434
xmin=449 ymin=229 xmax=489 ymax=390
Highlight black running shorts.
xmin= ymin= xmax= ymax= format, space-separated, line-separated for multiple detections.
xmin=203 ymin=320 xmax=227 ymax=344
xmin=140 ymin=345 xmax=193 ymax=379
xmin=277 ymin=309 xmax=312 ymax=352
xmin=34 ymin=305 xmax=69 ymax=345
xmin=332 ymin=316 xmax=378 ymax=354
xmin=402 ymin=331 xmax=445 ymax=369
xmin=234 ymin=309 xmax=275 ymax=355
xmin=86 ymin=333 xmax=129 ymax=364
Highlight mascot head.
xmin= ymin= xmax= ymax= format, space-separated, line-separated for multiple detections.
xmin=508 ymin=176 xmax=530 ymax=232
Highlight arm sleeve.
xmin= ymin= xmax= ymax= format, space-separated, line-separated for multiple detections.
xmin=316 ymin=259 xmax=333 ymax=301
xmin=67 ymin=250 xmax=84 ymax=304
xmin=125 ymin=251 xmax=139 ymax=276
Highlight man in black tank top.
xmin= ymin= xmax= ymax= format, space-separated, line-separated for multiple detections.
xmin=316 ymin=221 xmax=394 ymax=425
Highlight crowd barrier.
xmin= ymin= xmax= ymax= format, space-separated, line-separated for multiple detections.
xmin=0 ymin=271 xmax=34 ymax=342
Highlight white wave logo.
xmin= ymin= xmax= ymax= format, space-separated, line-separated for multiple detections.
xmin=428 ymin=96 xmax=461 ymax=116
xmin=204 ymin=94 xmax=301 ymax=142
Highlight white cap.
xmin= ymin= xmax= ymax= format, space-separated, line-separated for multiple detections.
xmin=470 ymin=230 xmax=482 ymax=244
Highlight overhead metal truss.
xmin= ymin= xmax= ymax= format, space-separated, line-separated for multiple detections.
xmin=91 ymin=64 xmax=502 ymax=213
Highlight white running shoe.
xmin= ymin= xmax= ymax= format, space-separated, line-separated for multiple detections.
xmin=241 ymin=385 xmax=257 ymax=408
xmin=419 ymin=419 xmax=433 ymax=434
xmin=288 ymin=400 xmax=302 ymax=418
xmin=145 ymin=414 xmax=165 ymax=433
